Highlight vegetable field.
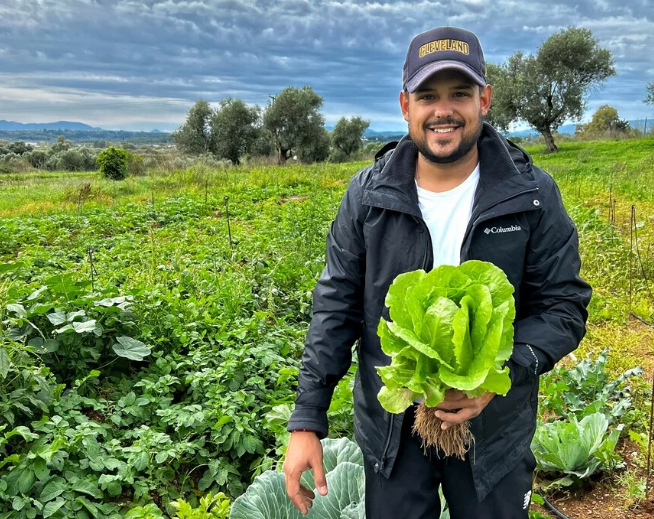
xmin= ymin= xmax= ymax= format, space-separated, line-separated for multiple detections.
xmin=1 ymin=137 xmax=654 ymax=519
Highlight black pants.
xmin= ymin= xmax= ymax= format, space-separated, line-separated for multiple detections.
xmin=364 ymin=405 xmax=536 ymax=519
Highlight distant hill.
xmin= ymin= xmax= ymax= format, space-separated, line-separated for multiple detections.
xmin=0 ymin=128 xmax=171 ymax=145
xmin=0 ymin=120 xmax=104 ymax=131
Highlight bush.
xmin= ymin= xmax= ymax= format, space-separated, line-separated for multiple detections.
xmin=97 ymin=146 xmax=130 ymax=180
xmin=127 ymin=152 xmax=147 ymax=176
xmin=0 ymin=154 xmax=31 ymax=173
xmin=26 ymin=150 xmax=49 ymax=169
xmin=46 ymin=148 xmax=98 ymax=171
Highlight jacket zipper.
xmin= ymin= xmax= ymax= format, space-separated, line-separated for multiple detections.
xmin=378 ymin=186 xmax=537 ymax=470
xmin=380 ymin=215 xmax=432 ymax=471
xmin=379 ymin=415 xmax=393 ymax=470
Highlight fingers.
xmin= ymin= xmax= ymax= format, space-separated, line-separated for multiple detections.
xmin=291 ymin=486 xmax=313 ymax=515
xmin=285 ymin=473 xmax=313 ymax=515
xmin=435 ymin=407 xmax=476 ymax=428
xmin=312 ymin=458 xmax=328 ymax=496
xmin=436 ymin=396 xmax=477 ymax=411
xmin=285 ymin=469 xmax=305 ymax=514
xmin=299 ymin=486 xmax=315 ymax=500
xmin=284 ymin=457 xmax=327 ymax=515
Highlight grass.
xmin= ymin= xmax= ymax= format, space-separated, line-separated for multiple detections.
xmin=1 ymin=137 xmax=654 ymax=517
xmin=0 ymin=161 xmax=367 ymax=217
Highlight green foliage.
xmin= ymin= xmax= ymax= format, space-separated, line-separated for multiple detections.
xmin=171 ymin=492 xmax=231 ymax=518
xmin=47 ymin=148 xmax=98 ymax=172
xmin=263 ymin=86 xmax=326 ymax=164
xmin=26 ymin=150 xmax=49 ymax=169
xmin=645 ymin=82 xmax=654 ymax=106
xmin=531 ymin=412 xmax=624 ymax=490
xmin=51 ymin=136 xmax=72 ymax=154
xmin=0 ymin=174 xmax=353 ymax=514
xmin=127 ymin=153 xmax=147 ymax=176
xmin=488 ymin=26 xmax=615 ymax=151
xmin=0 ymin=141 xmax=34 ymax=156
xmin=297 ymin=127 xmax=330 ymax=164
xmin=1 ymin=138 xmax=651 ymax=515
xmin=2 ymin=283 xmax=150 ymax=381
xmin=484 ymin=62 xmax=519 ymax=132
xmin=330 ymin=117 xmax=370 ymax=163
xmin=97 ymin=146 xmax=130 ymax=180
xmin=209 ymin=97 xmax=260 ymax=166
xmin=173 ymin=100 xmax=213 ymax=156
xmin=538 ymin=349 xmax=643 ymax=426
xmin=575 ymin=105 xmax=631 ymax=138
xmin=376 ymin=261 xmax=515 ymax=413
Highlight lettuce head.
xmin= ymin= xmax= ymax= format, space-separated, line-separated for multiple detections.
xmin=376 ymin=260 xmax=516 ymax=413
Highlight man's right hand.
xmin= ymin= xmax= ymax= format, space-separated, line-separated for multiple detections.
xmin=283 ymin=431 xmax=328 ymax=515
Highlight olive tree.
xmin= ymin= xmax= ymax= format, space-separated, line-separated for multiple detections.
xmin=486 ymin=27 xmax=615 ymax=152
xmin=263 ymin=86 xmax=326 ymax=164
xmin=172 ymin=100 xmax=212 ymax=155
xmin=330 ymin=116 xmax=370 ymax=162
xmin=209 ymin=97 xmax=260 ymax=165
xmin=646 ymin=82 xmax=654 ymax=106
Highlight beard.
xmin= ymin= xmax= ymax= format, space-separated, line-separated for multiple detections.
xmin=410 ymin=112 xmax=483 ymax=164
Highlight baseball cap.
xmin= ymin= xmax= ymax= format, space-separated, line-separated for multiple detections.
xmin=402 ymin=26 xmax=486 ymax=93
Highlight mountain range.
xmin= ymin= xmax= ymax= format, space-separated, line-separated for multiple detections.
xmin=0 ymin=120 xmax=163 ymax=133
xmin=2 ymin=119 xmax=649 ymax=138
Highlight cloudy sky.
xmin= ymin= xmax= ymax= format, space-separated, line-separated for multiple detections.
xmin=0 ymin=0 xmax=652 ymax=132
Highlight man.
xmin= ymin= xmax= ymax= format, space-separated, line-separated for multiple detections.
xmin=283 ymin=26 xmax=591 ymax=519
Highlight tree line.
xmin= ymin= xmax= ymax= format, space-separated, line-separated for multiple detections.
xmin=172 ymin=88 xmax=371 ymax=165
xmin=174 ymin=26 xmax=653 ymax=161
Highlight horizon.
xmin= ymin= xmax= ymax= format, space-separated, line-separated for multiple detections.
xmin=1 ymin=1 xmax=653 ymax=133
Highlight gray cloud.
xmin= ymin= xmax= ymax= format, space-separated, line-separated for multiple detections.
xmin=0 ymin=0 xmax=652 ymax=131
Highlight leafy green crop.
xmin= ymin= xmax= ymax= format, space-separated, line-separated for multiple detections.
xmin=531 ymin=412 xmax=624 ymax=489
xmin=229 ymin=438 xmax=450 ymax=519
xmin=538 ymin=349 xmax=643 ymax=426
xmin=376 ymin=260 xmax=516 ymax=413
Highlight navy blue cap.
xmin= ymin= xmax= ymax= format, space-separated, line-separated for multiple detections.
xmin=402 ymin=26 xmax=486 ymax=92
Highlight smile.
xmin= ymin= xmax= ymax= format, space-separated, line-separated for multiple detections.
xmin=428 ymin=126 xmax=461 ymax=137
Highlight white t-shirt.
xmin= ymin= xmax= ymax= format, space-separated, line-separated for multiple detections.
xmin=415 ymin=163 xmax=480 ymax=269
xmin=412 ymin=163 xmax=480 ymax=404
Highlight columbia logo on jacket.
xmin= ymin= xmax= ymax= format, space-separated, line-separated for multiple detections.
xmin=484 ymin=225 xmax=522 ymax=234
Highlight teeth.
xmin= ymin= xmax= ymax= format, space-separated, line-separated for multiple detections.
xmin=431 ymin=127 xmax=456 ymax=133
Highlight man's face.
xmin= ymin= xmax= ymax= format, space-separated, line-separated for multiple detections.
xmin=399 ymin=70 xmax=492 ymax=164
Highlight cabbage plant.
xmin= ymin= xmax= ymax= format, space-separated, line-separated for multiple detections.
xmin=531 ymin=412 xmax=624 ymax=489
xmin=376 ymin=260 xmax=516 ymax=458
xmin=230 ymin=438 xmax=365 ymax=519
xmin=229 ymin=438 xmax=450 ymax=519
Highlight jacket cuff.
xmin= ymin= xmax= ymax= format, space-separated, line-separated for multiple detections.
xmin=508 ymin=342 xmax=545 ymax=384
xmin=287 ymin=405 xmax=328 ymax=440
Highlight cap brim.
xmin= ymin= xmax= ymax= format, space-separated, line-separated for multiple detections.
xmin=405 ymin=60 xmax=486 ymax=93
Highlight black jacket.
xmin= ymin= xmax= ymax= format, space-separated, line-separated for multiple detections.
xmin=287 ymin=122 xmax=592 ymax=501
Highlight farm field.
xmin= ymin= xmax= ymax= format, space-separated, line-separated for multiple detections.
xmin=1 ymin=137 xmax=654 ymax=518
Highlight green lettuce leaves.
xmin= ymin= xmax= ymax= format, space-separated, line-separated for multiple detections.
xmin=376 ymin=260 xmax=516 ymax=413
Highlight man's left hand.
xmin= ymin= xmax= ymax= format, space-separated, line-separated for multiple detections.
xmin=433 ymin=389 xmax=495 ymax=430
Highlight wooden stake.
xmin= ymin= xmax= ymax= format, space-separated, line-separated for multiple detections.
xmin=87 ymin=247 xmax=97 ymax=292
xmin=224 ymin=195 xmax=233 ymax=251
xmin=629 ymin=205 xmax=634 ymax=312
xmin=646 ymin=368 xmax=654 ymax=498
xmin=608 ymin=183 xmax=612 ymax=225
